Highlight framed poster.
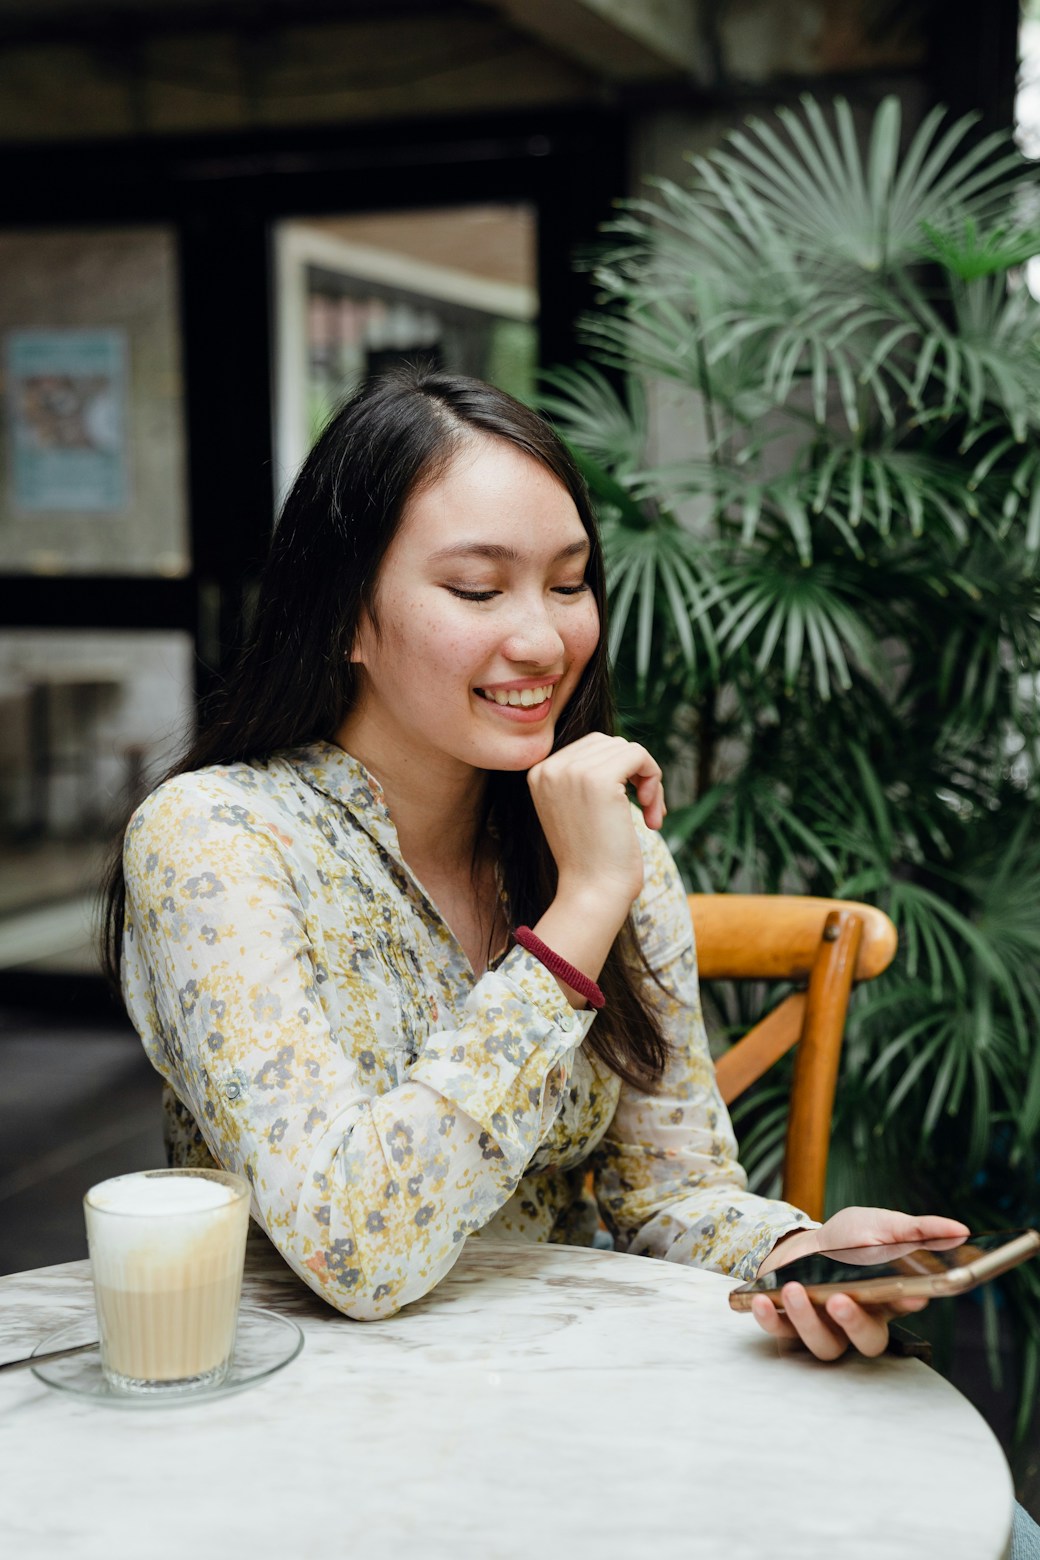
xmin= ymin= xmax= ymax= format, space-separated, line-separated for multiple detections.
xmin=0 ymin=227 xmax=189 ymax=577
xmin=6 ymin=328 xmax=129 ymax=513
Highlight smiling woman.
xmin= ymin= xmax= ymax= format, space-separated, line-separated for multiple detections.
xmin=335 ymin=433 xmax=604 ymax=984
xmin=101 ymin=367 xmax=963 ymax=1353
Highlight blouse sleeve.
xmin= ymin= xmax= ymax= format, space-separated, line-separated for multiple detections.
xmin=121 ymin=776 xmax=594 ymax=1321
xmin=590 ymin=818 xmax=818 ymax=1281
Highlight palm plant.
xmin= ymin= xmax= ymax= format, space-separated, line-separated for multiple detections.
xmin=541 ymin=95 xmax=1040 ymax=1446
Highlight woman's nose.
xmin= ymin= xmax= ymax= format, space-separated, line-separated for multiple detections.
xmin=500 ymin=599 xmax=566 ymax=664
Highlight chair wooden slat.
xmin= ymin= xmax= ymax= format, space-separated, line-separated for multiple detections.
xmin=782 ymin=910 xmax=863 ymax=1219
xmin=689 ymin=894 xmax=897 ymax=1223
xmin=689 ymin=893 xmax=896 ymax=984
xmin=713 ymin=993 xmax=806 ymax=1105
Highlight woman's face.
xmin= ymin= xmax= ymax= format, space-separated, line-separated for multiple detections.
xmin=342 ymin=435 xmax=601 ymax=781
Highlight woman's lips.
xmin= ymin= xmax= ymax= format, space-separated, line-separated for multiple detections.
xmin=475 ymin=685 xmax=554 ymax=723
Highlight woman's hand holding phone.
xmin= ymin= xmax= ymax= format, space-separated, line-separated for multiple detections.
xmin=749 ymin=1207 xmax=971 ymax=1361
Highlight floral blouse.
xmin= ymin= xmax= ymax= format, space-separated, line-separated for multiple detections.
xmin=121 ymin=741 xmax=813 ymax=1320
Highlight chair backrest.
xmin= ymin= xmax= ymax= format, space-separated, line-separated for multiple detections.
xmin=688 ymin=894 xmax=897 ymax=1221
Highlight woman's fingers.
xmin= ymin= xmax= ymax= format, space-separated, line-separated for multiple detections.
xmin=749 ymin=1295 xmax=798 ymax=1341
xmin=810 ymin=1207 xmax=969 ymax=1255
xmin=630 ymin=766 xmax=666 ymax=830
xmin=546 ymin=733 xmax=663 ymax=810
xmin=579 ymin=737 xmax=665 ymax=831
xmin=750 ymin=1283 xmax=923 ymax=1361
xmin=821 ymin=1293 xmax=890 ymax=1358
xmin=783 ymin=1285 xmax=857 ymax=1359
xmin=749 ymin=1290 xmax=847 ymax=1358
xmin=750 ymin=1206 xmax=959 ymax=1362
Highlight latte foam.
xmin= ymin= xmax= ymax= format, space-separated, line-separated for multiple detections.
xmin=88 ymin=1174 xmax=236 ymax=1217
xmin=85 ymin=1171 xmax=247 ymax=1267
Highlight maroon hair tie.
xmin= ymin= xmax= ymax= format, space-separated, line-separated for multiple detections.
xmin=513 ymin=926 xmax=606 ymax=1010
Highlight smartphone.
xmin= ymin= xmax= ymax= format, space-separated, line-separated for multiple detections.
xmin=728 ymin=1229 xmax=1040 ymax=1312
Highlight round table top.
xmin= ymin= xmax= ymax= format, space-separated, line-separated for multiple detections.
xmin=0 ymin=1235 xmax=1014 ymax=1560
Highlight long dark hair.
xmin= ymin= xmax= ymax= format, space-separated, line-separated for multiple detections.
xmin=102 ymin=367 xmax=668 ymax=1089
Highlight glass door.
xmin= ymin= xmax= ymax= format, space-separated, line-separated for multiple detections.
xmin=271 ymin=203 xmax=538 ymax=504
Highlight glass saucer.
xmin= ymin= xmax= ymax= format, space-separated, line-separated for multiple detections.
xmin=30 ymin=1306 xmax=304 ymax=1407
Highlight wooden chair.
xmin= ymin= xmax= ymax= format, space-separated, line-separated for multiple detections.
xmin=689 ymin=894 xmax=898 ymax=1222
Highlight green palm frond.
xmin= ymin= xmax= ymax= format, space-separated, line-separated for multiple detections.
xmin=936 ymin=620 xmax=1012 ymax=743
xmin=955 ymin=812 xmax=1040 ymax=1070
xmin=550 ymin=98 xmax=1040 ymax=1428
xmin=580 ymin=96 xmax=1040 ymax=452
xmin=730 ymin=1079 xmax=790 ymax=1195
xmin=600 ymin=517 xmax=718 ymax=691
xmin=711 ymin=96 xmax=1025 ymax=272
xmin=812 ymin=447 xmax=975 ymax=543
xmin=858 ymin=994 xmax=1022 ymax=1167
xmin=792 ymin=753 xmax=984 ymax=951
xmin=666 ymin=769 xmax=842 ymax=891
xmin=537 ymin=365 xmax=647 ymax=479
xmin=710 ymin=556 xmax=878 ymax=698
xmin=969 ymin=441 xmax=1040 ymax=558
xmin=886 ymin=539 xmax=1040 ymax=742
xmin=919 ymin=216 xmax=1040 ymax=280
xmin=888 ymin=271 xmax=1040 ymax=438
xmin=603 ymin=170 xmax=802 ymax=297
xmin=707 ymin=294 xmax=902 ymax=434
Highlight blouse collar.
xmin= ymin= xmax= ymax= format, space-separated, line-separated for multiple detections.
xmin=283 ymin=740 xmax=402 ymax=858
xmin=283 ymin=739 xmax=511 ymax=972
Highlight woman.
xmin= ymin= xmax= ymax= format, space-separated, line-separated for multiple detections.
xmin=104 ymin=367 xmax=963 ymax=1358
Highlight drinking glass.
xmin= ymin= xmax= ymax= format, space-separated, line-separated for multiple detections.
xmin=84 ymin=1167 xmax=251 ymax=1395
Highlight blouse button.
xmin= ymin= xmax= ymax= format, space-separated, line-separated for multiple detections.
xmin=224 ymin=1081 xmax=241 ymax=1100
xmin=559 ymin=1012 xmax=577 ymax=1033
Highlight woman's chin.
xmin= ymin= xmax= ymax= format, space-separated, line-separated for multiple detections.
xmin=477 ymin=730 xmax=556 ymax=772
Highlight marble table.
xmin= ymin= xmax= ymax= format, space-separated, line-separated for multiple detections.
xmin=0 ymin=1235 xmax=1014 ymax=1560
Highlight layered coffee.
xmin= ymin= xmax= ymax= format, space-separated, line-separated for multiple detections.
xmin=84 ymin=1169 xmax=251 ymax=1393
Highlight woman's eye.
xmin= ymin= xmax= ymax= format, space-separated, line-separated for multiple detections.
xmin=446 ymin=586 xmax=499 ymax=602
xmin=444 ymin=582 xmax=588 ymax=602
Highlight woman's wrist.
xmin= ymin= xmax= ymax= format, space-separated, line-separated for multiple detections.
xmin=755 ymin=1226 xmax=821 ymax=1279
xmin=552 ymin=874 xmax=635 ymax=931
xmin=514 ymin=927 xmax=605 ymax=1009
xmin=525 ymin=894 xmax=627 ymax=1010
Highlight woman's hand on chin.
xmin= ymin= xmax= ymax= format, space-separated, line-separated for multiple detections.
xmin=528 ymin=732 xmax=665 ymax=915
xmin=750 ymin=1206 xmax=970 ymax=1361
xmin=522 ymin=733 xmax=665 ymax=1003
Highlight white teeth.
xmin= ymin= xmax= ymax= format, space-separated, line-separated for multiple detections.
xmin=481 ymin=684 xmax=552 ymax=707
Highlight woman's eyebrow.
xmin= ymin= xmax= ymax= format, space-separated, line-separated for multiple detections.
xmin=429 ymin=540 xmax=590 ymax=564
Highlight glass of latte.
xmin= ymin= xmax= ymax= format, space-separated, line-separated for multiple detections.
xmin=84 ymin=1168 xmax=251 ymax=1395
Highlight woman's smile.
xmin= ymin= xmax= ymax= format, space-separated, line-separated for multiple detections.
xmin=474 ymin=678 xmax=558 ymax=719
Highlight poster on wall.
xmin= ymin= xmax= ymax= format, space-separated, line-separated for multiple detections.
xmin=5 ymin=328 xmax=129 ymax=512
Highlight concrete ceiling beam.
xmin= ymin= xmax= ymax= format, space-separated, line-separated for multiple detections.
xmin=476 ymin=0 xmax=705 ymax=82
